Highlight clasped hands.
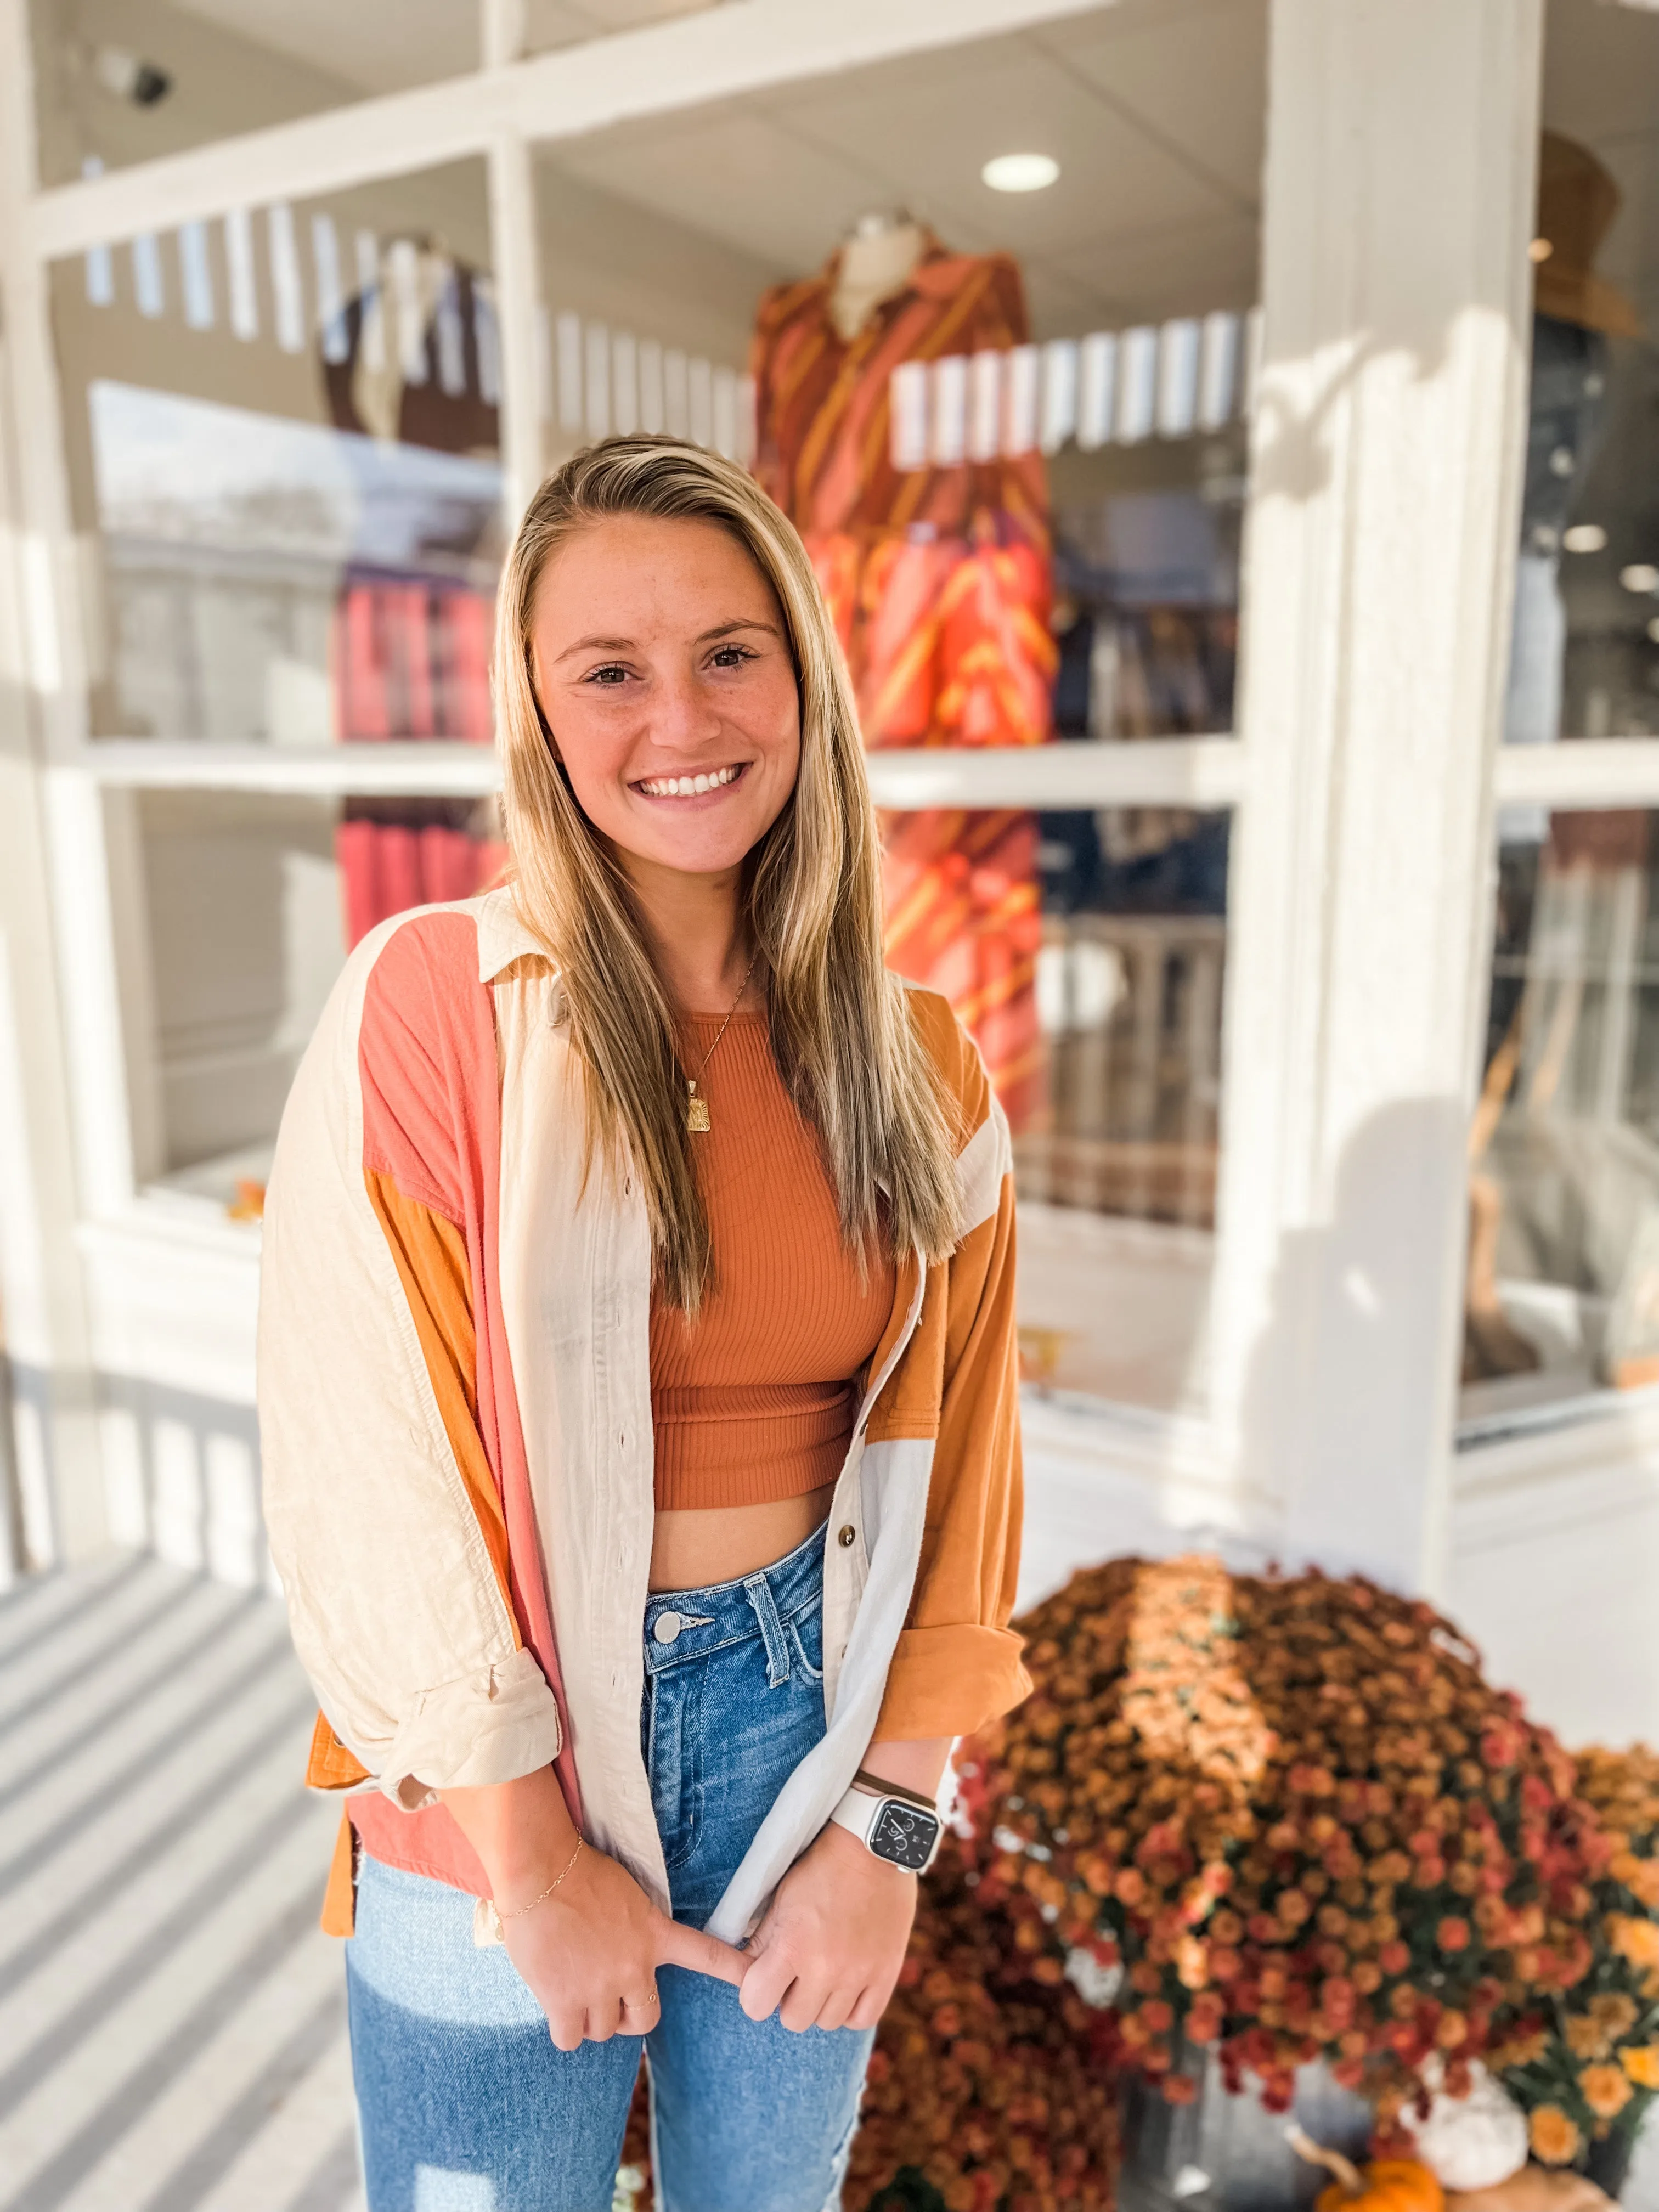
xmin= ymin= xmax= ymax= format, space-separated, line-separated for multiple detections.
xmin=500 ymin=1818 xmax=918 ymax=2053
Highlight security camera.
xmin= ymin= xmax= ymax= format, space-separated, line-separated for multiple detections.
xmin=93 ymin=45 xmax=172 ymax=106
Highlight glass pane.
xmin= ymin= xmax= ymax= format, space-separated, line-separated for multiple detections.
xmin=1499 ymin=1 xmax=1659 ymax=753
xmin=26 ymin=2 xmax=479 ymax=187
xmin=533 ymin=3 xmax=1259 ymax=746
xmin=1465 ymin=809 xmax=1659 ymax=1424
xmin=903 ymin=806 xmax=1228 ymax=1418
xmin=52 ymin=159 xmax=503 ymax=747
xmin=134 ymin=786 xmax=503 ymax=1214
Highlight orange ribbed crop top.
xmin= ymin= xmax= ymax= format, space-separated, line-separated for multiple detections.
xmin=649 ymin=1012 xmax=898 ymax=1511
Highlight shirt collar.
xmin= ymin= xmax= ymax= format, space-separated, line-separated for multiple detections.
xmin=475 ymin=886 xmax=551 ymax=981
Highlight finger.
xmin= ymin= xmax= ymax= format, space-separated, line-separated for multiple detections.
xmin=780 ymin=1972 xmax=829 ymax=2035
xmin=548 ymin=2011 xmax=585 ymax=2053
xmin=814 ymin=1984 xmax=857 ymax=2034
xmin=737 ymin=1943 xmax=795 ymax=2023
xmin=583 ymin=2005 xmax=617 ymax=2045
xmin=847 ymin=1984 xmax=889 ymax=2032
xmin=654 ymin=1917 xmax=748 ymax=1989
xmin=618 ymin=1987 xmax=662 ymax=2036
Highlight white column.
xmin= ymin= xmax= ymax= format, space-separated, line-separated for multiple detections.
xmin=482 ymin=0 xmax=544 ymax=523
xmin=1210 ymin=0 xmax=1543 ymax=1590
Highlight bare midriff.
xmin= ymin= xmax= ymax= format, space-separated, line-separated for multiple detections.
xmin=649 ymin=1483 xmax=836 ymax=1592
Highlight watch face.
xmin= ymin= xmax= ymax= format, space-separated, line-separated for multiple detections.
xmin=869 ymin=1801 xmax=939 ymax=1872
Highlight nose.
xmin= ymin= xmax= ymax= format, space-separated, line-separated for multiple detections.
xmin=646 ymin=667 xmax=724 ymax=759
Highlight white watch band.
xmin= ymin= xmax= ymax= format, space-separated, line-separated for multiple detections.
xmin=829 ymin=1784 xmax=941 ymax=1872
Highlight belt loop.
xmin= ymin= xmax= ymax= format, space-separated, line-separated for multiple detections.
xmin=742 ymin=1570 xmax=792 ymax=1688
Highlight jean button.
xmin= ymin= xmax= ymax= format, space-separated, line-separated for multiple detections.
xmin=652 ymin=1610 xmax=684 ymax=1645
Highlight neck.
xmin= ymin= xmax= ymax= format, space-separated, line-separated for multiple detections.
xmin=830 ymin=219 xmax=927 ymax=341
xmin=619 ymin=853 xmax=754 ymax=1014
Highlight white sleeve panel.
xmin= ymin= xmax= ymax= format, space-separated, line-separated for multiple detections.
xmin=256 ymin=932 xmax=561 ymax=1804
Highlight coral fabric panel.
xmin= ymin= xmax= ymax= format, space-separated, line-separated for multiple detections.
xmin=351 ymin=911 xmax=580 ymax=1884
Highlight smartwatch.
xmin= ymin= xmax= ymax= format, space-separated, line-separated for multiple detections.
xmin=829 ymin=1769 xmax=944 ymax=1873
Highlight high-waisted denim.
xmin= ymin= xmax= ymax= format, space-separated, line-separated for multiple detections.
xmin=344 ymin=1523 xmax=874 ymax=2212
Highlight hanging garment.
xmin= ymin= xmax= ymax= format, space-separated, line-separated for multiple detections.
xmin=751 ymin=239 xmax=1056 ymax=1132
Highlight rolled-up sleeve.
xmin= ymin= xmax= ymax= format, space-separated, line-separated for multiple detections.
xmin=872 ymin=1020 xmax=1031 ymax=1743
xmin=258 ymin=936 xmax=561 ymax=1808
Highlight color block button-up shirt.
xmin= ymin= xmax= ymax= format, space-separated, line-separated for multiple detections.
xmin=257 ymin=889 xmax=1029 ymax=1943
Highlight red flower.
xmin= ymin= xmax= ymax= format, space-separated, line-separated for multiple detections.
xmin=1437 ymin=1918 xmax=1471 ymax=1954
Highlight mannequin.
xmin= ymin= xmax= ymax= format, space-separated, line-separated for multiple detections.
xmin=828 ymin=212 xmax=928 ymax=342
xmin=750 ymin=219 xmax=1056 ymax=1132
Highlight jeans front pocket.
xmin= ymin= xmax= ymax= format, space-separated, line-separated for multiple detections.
xmin=646 ymin=1660 xmax=704 ymax=1871
xmin=787 ymin=1598 xmax=825 ymax=1684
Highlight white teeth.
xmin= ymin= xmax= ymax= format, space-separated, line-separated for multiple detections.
xmin=639 ymin=764 xmax=741 ymax=797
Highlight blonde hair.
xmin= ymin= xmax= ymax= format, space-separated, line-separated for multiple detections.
xmin=495 ymin=435 xmax=960 ymax=1310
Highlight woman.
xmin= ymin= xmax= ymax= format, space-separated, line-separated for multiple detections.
xmin=258 ymin=435 xmax=1029 ymax=2212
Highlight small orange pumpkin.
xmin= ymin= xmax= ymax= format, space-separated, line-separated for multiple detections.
xmin=1288 ymin=2124 xmax=1446 ymax=2212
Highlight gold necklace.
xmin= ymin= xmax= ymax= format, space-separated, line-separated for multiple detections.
xmin=684 ymin=947 xmax=760 ymax=1133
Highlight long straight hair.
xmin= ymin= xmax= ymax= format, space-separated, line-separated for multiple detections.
xmin=495 ymin=435 xmax=960 ymax=1311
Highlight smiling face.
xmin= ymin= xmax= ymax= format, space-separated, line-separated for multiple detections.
xmin=529 ymin=513 xmax=802 ymax=891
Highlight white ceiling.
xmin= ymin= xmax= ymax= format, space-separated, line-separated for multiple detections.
xmin=540 ymin=0 xmax=1267 ymax=337
xmin=162 ymin=0 xmax=715 ymax=95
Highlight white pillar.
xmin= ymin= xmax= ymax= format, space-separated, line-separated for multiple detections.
xmin=482 ymin=0 xmax=545 ymax=523
xmin=1210 ymin=0 xmax=1543 ymax=1590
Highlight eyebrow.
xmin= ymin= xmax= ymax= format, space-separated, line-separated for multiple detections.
xmin=552 ymin=617 xmax=780 ymax=665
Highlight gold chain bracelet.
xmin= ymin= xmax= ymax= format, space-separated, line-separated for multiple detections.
xmin=497 ymin=1834 xmax=584 ymax=1923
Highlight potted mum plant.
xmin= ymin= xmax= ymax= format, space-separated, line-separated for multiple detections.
xmin=1488 ymin=1744 xmax=1659 ymax=2190
xmin=958 ymin=1555 xmax=1605 ymax=2199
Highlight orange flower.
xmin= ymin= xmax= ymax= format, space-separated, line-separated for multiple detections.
xmin=1436 ymin=1917 xmax=1470 ymax=1954
xmin=1529 ymin=2107 xmax=1583 ymax=2165
xmin=1612 ymin=1915 xmax=1659 ymax=1970
xmin=1621 ymin=2046 xmax=1659 ymax=2090
xmin=1580 ymin=2064 xmax=1634 ymax=2121
xmin=1566 ymin=2014 xmax=1610 ymax=2061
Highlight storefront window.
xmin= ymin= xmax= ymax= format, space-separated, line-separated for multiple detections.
xmin=51 ymin=159 xmax=502 ymax=748
xmin=1015 ymin=806 xmax=1226 ymax=1414
xmin=1499 ymin=0 xmax=1659 ymax=758
xmin=132 ymin=785 xmax=504 ymax=1215
xmin=528 ymin=1 xmax=1262 ymax=1409
xmin=1466 ymin=809 xmax=1659 ymax=1420
xmin=26 ymin=3 xmax=477 ymax=187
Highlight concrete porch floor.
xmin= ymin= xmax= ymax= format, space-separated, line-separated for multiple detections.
xmin=0 ymin=1554 xmax=364 ymax=2212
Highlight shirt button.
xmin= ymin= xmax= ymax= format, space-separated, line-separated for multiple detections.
xmin=653 ymin=1611 xmax=684 ymax=1645
xmin=838 ymin=1525 xmax=856 ymax=1548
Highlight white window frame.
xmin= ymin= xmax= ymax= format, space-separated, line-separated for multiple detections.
xmin=4 ymin=0 xmax=1638 ymax=1589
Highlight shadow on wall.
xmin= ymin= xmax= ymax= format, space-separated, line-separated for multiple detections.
xmin=1233 ymin=1095 xmax=1471 ymax=1589
xmin=93 ymin=1371 xmax=272 ymax=1592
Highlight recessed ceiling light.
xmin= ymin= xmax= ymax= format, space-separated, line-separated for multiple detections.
xmin=982 ymin=153 xmax=1060 ymax=194
xmin=1563 ymin=523 xmax=1607 ymax=553
xmin=1621 ymin=563 xmax=1659 ymax=594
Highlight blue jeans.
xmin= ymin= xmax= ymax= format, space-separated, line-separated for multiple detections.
xmin=345 ymin=1523 xmax=875 ymax=2212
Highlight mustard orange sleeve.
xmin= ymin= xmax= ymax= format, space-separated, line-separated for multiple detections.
xmin=874 ymin=1161 xmax=1031 ymax=1744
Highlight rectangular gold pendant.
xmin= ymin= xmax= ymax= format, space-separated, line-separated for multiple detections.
xmin=687 ymin=1095 xmax=710 ymax=1133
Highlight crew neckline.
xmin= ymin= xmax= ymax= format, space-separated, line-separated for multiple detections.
xmin=680 ymin=1008 xmax=767 ymax=1024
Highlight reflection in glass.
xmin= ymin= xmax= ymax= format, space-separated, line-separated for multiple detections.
xmin=1500 ymin=5 xmax=1659 ymax=767
xmin=945 ymin=808 xmax=1227 ymax=1417
xmin=54 ymin=162 xmax=503 ymax=746
xmin=1468 ymin=810 xmax=1659 ymax=1416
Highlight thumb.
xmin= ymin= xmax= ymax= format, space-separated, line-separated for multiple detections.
xmin=654 ymin=1914 xmax=749 ymax=1988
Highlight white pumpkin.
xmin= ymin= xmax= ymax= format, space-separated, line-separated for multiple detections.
xmin=1403 ymin=2057 xmax=1530 ymax=2192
